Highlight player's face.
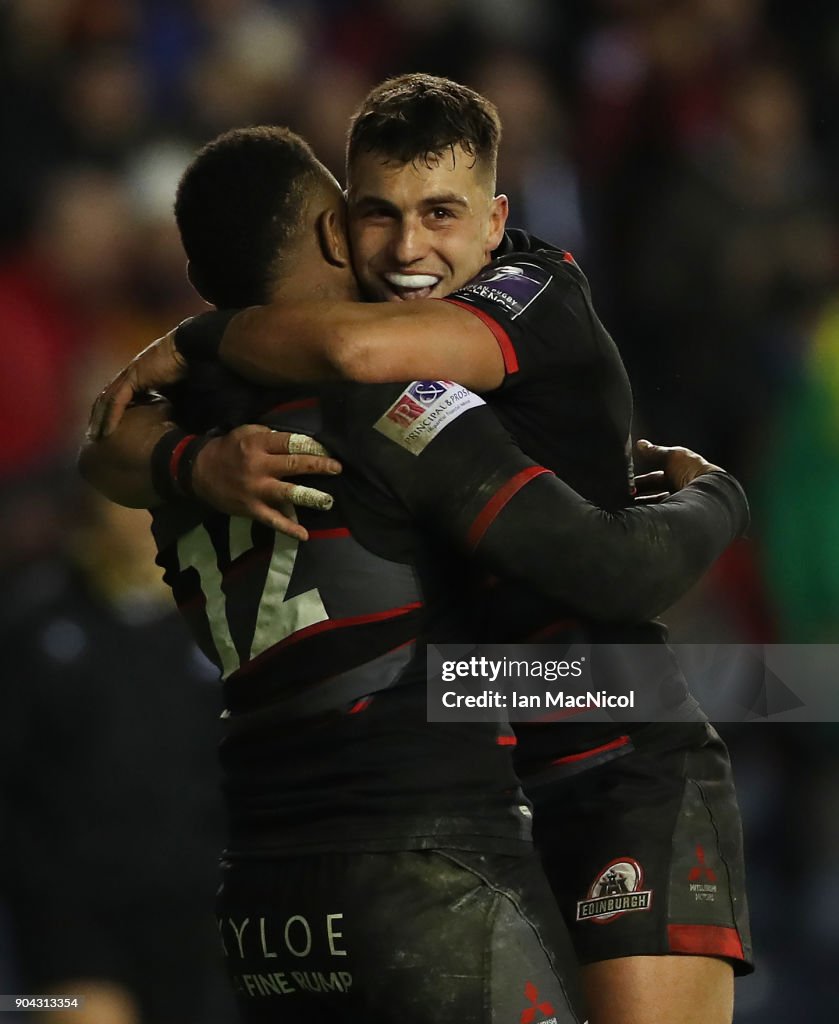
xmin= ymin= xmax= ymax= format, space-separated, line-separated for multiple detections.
xmin=347 ymin=145 xmax=508 ymax=302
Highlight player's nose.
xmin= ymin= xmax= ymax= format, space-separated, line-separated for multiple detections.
xmin=391 ymin=221 xmax=428 ymax=264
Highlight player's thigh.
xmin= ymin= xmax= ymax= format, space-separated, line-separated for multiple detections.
xmin=217 ymin=848 xmax=586 ymax=1024
xmin=352 ymin=848 xmax=586 ymax=1024
xmin=582 ymin=954 xmax=733 ymax=1024
xmin=530 ymin=724 xmax=752 ymax=974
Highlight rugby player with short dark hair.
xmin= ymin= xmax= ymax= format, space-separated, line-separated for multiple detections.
xmin=82 ymin=119 xmax=750 ymax=1024
xmin=84 ymin=78 xmax=751 ymax=1024
xmin=88 ymin=125 xmax=592 ymax=1024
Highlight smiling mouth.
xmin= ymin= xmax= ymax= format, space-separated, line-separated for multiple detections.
xmin=382 ymin=272 xmax=442 ymax=300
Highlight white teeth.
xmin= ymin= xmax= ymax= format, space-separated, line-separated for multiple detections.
xmin=384 ymin=273 xmax=439 ymax=289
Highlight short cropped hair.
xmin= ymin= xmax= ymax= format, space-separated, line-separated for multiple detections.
xmin=347 ymin=74 xmax=501 ymax=185
xmin=175 ymin=126 xmax=325 ymax=308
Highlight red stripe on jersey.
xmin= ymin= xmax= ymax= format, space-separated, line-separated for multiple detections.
xmin=667 ymin=925 xmax=745 ymax=961
xmin=267 ymin=396 xmax=320 ymax=415
xmin=348 ymin=697 xmax=373 ymax=715
xmin=496 ymin=734 xmax=517 ymax=747
xmin=169 ymin=434 xmax=197 ymax=481
xmin=235 ymin=602 xmax=423 ymax=678
xmin=442 ymin=298 xmax=519 ymax=374
xmin=467 ymin=466 xmax=553 ymax=550
xmin=274 ymin=602 xmax=421 ymax=648
xmin=308 ymin=528 xmax=351 ymax=540
xmin=551 ymin=735 xmax=631 ymax=766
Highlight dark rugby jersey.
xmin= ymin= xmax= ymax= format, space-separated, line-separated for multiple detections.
xmin=448 ymin=230 xmax=634 ymax=509
xmin=152 ymin=379 xmax=530 ymax=855
xmin=446 ymin=230 xmax=706 ymax=766
xmin=153 ymin=305 xmax=747 ymax=852
xmin=151 ymin=397 xmax=425 ymax=718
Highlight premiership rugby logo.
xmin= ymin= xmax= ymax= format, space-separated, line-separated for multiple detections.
xmin=576 ymin=858 xmax=653 ymax=923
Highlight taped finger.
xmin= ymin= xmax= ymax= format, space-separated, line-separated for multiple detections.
xmin=287 ymin=433 xmax=332 ymax=457
xmin=289 ymin=484 xmax=333 ymax=511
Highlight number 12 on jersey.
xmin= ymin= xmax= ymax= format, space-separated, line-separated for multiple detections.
xmin=177 ymin=513 xmax=328 ymax=678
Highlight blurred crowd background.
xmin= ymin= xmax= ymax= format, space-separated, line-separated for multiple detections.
xmin=1 ymin=1 xmax=838 ymax=1021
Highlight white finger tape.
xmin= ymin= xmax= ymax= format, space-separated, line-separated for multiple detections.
xmin=290 ymin=484 xmax=333 ymax=511
xmin=287 ymin=433 xmax=332 ymax=457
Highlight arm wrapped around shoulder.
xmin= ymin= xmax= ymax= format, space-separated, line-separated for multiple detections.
xmin=174 ymin=309 xmax=241 ymax=362
xmin=474 ymin=468 xmax=749 ymax=623
xmin=332 ymin=382 xmax=749 ymax=624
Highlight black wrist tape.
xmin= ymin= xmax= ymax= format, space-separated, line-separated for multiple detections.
xmin=150 ymin=429 xmax=217 ymax=501
xmin=174 ymin=309 xmax=240 ymax=362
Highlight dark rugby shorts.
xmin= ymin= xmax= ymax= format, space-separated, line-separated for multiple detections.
xmin=217 ymin=847 xmax=586 ymax=1023
xmin=528 ymin=723 xmax=753 ymax=974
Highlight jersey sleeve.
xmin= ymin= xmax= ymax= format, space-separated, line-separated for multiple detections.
xmin=441 ymin=250 xmax=594 ymax=384
xmin=323 ymin=380 xmax=749 ymax=622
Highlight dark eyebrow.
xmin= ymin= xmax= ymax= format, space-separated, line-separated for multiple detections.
xmin=420 ymin=193 xmax=470 ymax=210
xmin=350 ymin=192 xmax=471 ymax=212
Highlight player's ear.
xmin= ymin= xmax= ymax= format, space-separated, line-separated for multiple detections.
xmin=186 ymin=260 xmax=213 ymax=304
xmin=317 ymin=207 xmax=351 ymax=269
xmin=487 ymin=194 xmax=509 ymax=252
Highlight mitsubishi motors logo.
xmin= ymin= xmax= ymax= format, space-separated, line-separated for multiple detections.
xmin=688 ymin=844 xmax=718 ymax=903
xmin=688 ymin=844 xmax=717 ymax=882
xmin=520 ymin=981 xmax=557 ymax=1024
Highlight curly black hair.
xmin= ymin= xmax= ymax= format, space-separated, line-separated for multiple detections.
xmin=175 ymin=125 xmax=327 ymax=308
